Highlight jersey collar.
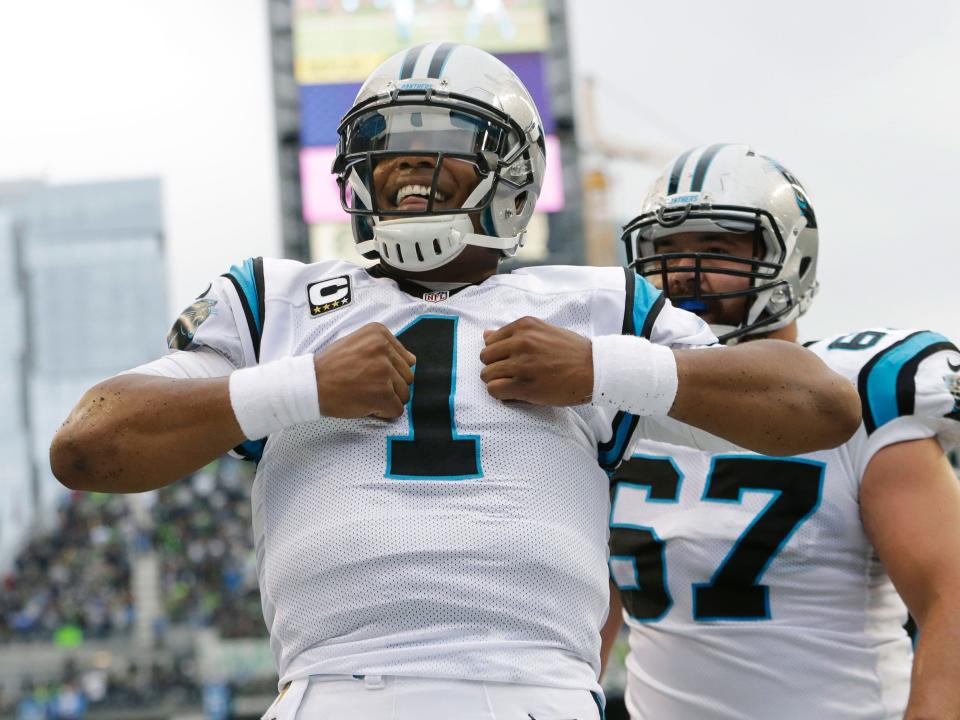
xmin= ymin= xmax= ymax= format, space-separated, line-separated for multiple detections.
xmin=366 ymin=264 xmax=482 ymax=300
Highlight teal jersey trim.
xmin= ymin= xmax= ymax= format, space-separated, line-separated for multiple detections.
xmin=597 ymin=270 xmax=666 ymax=470
xmin=222 ymin=257 xmax=265 ymax=362
xmin=632 ymin=274 xmax=664 ymax=338
xmin=859 ymin=330 xmax=954 ymax=433
xmin=227 ymin=258 xmax=262 ymax=336
xmin=222 ymin=257 xmax=267 ymax=462
xmin=236 ymin=438 xmax=266 ymax=463
xmin=599 ymin=417 xmax=639 ymax=469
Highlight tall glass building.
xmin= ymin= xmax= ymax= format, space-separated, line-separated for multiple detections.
xmin=0 ymin=179 xmax=165 ymax=570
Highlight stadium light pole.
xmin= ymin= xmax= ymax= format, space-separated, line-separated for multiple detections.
xmin=267 ymin=0 xmax=310 ymax=262
xmin=12 ymin=219 xmax=39 ymax=525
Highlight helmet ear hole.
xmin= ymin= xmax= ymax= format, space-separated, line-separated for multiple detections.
xmin=799 ymin=256 xmax=812 ymax=277
xmin=515 ymin=191 xmax=528 ymax=213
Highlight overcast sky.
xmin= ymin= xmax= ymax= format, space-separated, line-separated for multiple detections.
xmin=0 ymin=0 xmax=282 ymax=322
xmin=566 ymin=0 xmax=959 ymax=341
xmin=0 ymin=0 xmax=956 ymax=343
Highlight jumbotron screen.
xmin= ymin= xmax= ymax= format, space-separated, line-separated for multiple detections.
xmin=294 ymin=0 xmax=550 ymax=84
xmin=293 ymin=0 xmax=564 ymax=245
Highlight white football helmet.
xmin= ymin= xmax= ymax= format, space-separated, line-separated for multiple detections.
xmin=622 ymin=143 xmax=819 ymax=343
xmin=332 ymin=43 xmax=546 ymax=272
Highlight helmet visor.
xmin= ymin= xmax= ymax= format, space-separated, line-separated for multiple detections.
xmin=338 ymin=106 xmax=514 ymax=217
xmin=344 ymin=106 xmax=506 ymax=156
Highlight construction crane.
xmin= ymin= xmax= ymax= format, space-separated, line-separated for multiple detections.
xmin=578 ymin=75 xmax=678 ymax=266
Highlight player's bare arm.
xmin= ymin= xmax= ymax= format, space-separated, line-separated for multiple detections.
xmin=669 ymin=338 xmax=860 ymax=455
xmin=479 ymin=316 xmax=860 ymax=455
xmin=861 ymin=437 xmax=960 ymax=720
xmin=50 ymin=322 xmax=415 ymax=493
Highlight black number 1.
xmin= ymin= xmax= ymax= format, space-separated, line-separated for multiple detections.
xmin=386 ymin=315 xmax=481 ymax=479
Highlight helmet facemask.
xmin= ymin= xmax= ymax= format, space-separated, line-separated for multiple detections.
xmin=333 ymin=89 xmax=538 ymax=272
xmin=623 ymin=201 xmax=798 ymax=343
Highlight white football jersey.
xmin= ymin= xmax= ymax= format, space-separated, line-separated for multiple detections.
xmin=152 ymin=257 xmax=717 ymax=693
xmin=612 ymin=327 xmax=960 ymax=719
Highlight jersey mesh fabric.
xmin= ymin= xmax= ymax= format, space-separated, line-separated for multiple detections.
xmin=156 ymin=258 xmax=714 ymax=692
xmin=618 ymin=443 xmax=911 ymax=720
xmin=241 ymin=259 xmax=711 ymax=691
xmin=616 ymin=327 xmax=960 ymax=720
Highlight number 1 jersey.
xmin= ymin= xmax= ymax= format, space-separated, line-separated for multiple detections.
xmin=157 ymin=257 xmax=717 ymax=692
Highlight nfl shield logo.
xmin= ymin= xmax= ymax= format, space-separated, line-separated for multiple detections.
xmin=422 ymin=290 xmax=449 ymax=303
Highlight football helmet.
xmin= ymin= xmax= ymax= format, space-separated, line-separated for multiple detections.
xmin=622 ymin=143 xmax=819 ymax=343
xmin=332 ymin=43 xmax=546 ymax=272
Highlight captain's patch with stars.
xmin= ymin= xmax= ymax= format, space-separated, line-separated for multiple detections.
xmin=307 ymin=275 xmax=352 ymax=316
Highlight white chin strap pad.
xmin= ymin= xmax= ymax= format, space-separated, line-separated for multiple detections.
xmin=360 ymin=213 xmax=522 ymax=272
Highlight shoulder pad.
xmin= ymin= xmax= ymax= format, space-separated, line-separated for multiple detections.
xmin=811 ymin=329 xmax=959 ymax=434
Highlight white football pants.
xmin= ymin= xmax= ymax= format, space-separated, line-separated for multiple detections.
xmin=262 ymin=675 xmax=604 ymax=720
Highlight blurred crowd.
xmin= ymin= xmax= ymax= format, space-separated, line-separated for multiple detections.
xmin=152 ymin=459 xmax=265 ymax=638
xmin=1 ymin=458 xmax=264 ymax=645
xmin=0 ymin=458 xmax=267 ymax=716
xmin=7 ymin=658 xmax=200 ymax=720
xmin=3 ymin=658 xmax=281 ymax=719
xmin=1 ymin=492 xmax=135 ymax=644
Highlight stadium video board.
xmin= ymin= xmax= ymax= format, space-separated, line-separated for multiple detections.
xmin=293 ymin=0 xmax=564 ymax=256
xmin=294 ymin=0 xmax=550 ymax=84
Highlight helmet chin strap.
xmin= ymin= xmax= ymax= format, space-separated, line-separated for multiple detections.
xmin=709 ymin=322 xmax=741 ymax=345
xmin=453 ymin=226 xmax=524 ymax=251
xmin=356 ymin=214 xmax=522 ymax=272
xmin=354 ymin=172 xmax=523 ymax=271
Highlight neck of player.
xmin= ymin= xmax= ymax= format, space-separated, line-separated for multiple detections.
xmin=743 ymin=321 xmax=799 ymax=344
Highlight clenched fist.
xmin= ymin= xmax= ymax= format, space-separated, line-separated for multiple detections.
xmin=479 ymin=316 xmax=593 ymax=405
xmin=315 ymin=323 xmax=416 ymax=419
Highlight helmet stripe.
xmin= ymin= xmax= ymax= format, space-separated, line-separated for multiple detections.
xmin=427 ymin=43 xmax=457 ymax=78
xmin=666 ymin=147 xmax=695 ymax=195
xmin=399 ymin=44 xmax=427 ymax=80
xmin=689 ymin=143 xmax=728 ymax=191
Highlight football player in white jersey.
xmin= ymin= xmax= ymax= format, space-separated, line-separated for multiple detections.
xmin=602 ymin=143 xmax=960 ymax=720
xmin=51 ymin=49 xmax=859 ymax=720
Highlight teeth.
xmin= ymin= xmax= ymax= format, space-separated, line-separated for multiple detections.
xmin=396 ymin=184 xmax=446 ymax=204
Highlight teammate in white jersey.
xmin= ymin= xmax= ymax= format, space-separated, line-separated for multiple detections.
xmin=50 ymin=50 xmax=859 ymax=720
xmin=602 ymin=143 xmax=960 ymax=719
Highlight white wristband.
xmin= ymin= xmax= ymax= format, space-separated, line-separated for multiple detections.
xmin=591 ymin=335 xmax=678 ymax=417
xmin=229 ymin=354 xmax=320 ymax=440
